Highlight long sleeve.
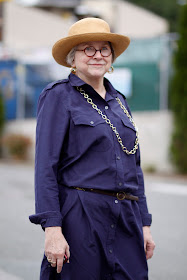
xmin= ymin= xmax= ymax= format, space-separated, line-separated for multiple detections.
xmin=29 ymin=83 xmax=70 ymax=228
xmin=134 ymin=147 xmax=152 ymax=226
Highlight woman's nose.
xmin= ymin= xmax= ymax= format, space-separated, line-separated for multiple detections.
xmin=93 ymin=50 xmax=102 ymax=58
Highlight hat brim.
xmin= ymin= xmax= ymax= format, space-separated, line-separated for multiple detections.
xmin=52 ymin=33 xmax=130 ymax=67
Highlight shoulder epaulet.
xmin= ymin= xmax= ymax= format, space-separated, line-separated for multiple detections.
xmin=45 ymin=78 xmax=68 ymax=91
xmin=116 ymin=90 xmax=126 ymax=100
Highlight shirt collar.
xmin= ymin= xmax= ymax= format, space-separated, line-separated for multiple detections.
xmin=104 ymin=78 xmax=118 ymax=101
xmin=69 ymin=73 xmax=86 ymax=87
xmin=68 ymin=73 xmax=118 ymax=101
xmin=104 ymin=78 xmax=117 ymax=97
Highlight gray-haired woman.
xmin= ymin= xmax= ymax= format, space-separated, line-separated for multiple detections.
xmin=29 ymin=17 xmax=155 ymax=280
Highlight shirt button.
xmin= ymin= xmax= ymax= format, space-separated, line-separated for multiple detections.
xmin=114 ymin=200 xmax=118 ymax=204
xmin=90 ymin=121 xmax=94 ymax=124
xmin=117 ymin=156 xmax=120 ymax=160
xmin=111 ymin=224 xmax=115 ymax=228
xmin=109 ymin=249 xmax=113 ymax=254
xmin=105 ymin=106 xmax=109 ymax=110
xmin=118 ymin=182 xmax=122 ymax=186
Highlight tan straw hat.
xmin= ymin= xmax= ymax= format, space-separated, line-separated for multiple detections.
xmin=52 ymin=17 xmax=130 ymax=67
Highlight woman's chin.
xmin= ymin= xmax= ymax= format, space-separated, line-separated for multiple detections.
xmin=88 ymin=68 xmax=107 ymax=78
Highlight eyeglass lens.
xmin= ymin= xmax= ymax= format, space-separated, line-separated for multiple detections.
xmin=84 ymin=46 xmax=111 ymax=57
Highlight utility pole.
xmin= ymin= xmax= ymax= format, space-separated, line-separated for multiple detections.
xmin=0 ymin=1 xmax=3 ymax=42
xmin=0 ymin=0 xmax=12 ymax=42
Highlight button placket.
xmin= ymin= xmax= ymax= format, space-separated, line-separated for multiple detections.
xmin=106 ymin=196 xmax=120 ymax=273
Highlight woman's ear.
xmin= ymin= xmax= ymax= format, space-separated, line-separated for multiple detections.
xmin=71 ymin=59 xmax=76 ymax=68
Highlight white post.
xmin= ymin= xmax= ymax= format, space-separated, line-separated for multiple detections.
xmin=16 ymin=62 xmax=26 ymax=119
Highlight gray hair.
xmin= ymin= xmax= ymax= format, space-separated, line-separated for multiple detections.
xmin=109 ymin=42 xmax=116 ymax=63
xmin=66 ymin=42 xmax=116 ymax=66
xmin=66 ymin=46 xmax=77 ymax=66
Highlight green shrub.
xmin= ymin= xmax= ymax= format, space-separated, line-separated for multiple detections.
xmin=170 ymin=4 xmax=187 ymax=173
xmin=144 ymin=164 xmax=157 ymax=174
xmin=2 ymin=134 xmax=32 ymax=160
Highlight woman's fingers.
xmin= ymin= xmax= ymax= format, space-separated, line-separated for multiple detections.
xmin=65 ymin=244 xmax=70 ymax=262
xmin=145 ymin=241 xmax=154 ymax=259
xmin=56 ymin=245 xmax=70 ymax=272
xmin=46 ymin=252 xmax=65 ymax=272
xmin=143 ymin=226 xmax=156 ymax=260
xmin=50 ymin=259 xmax=57 ymax=267
xmin=46 ymin=254 xmax=56 ymax=267
xmin=44 ymin=227 xmax=70 ymax=272
xmin=56 ymin=257 xmax=64 ymax=273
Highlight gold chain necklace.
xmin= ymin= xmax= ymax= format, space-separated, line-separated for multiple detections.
xmin=77 ymin=87 xmax=139 ymax=155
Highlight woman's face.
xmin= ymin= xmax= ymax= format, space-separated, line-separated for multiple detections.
xmin=72 ymin=41 xmax=112 ymax=82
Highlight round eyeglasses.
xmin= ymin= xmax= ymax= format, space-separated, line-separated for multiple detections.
xmin=76 ymin=46 xmax=112 ymax=57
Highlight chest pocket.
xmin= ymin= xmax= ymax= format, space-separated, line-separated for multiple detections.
xmin=121 ymin=117 xmax=136 ymax=132
xmin=71 ymin=112 xmax=113 ymax=152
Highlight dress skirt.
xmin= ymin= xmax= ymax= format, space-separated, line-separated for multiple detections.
xmin=40 ymin=186 xmax=148 ymax=280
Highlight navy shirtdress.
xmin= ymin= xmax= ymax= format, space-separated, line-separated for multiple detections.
xmin=29 ymin=73 xmax=152 ymax=280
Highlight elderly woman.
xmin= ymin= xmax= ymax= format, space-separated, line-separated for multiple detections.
xmin=29 ymin=17 xmax=155 ymax=280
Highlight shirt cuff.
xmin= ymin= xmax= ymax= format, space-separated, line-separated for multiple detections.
xmin=141 ymin=213 xmax=152 ymax=226
xmin=29 ymin=211 xmax=62 ymax=228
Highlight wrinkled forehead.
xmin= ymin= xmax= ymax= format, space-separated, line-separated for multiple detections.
xmin=77 ymin=41 xmax=110 ymax=48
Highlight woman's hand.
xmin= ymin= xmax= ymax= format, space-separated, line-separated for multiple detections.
xmin=44 ymin=227 xmax=70 ymax=273
xmin=143 ymin=226 xmax=155 ymax=260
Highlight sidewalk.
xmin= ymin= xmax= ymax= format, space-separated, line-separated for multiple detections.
xmin=0 ymin=269 xmax=23 ymax=280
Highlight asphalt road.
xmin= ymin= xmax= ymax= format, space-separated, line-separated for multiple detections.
xmin=0 ymin=161 xmax=186 ymax=280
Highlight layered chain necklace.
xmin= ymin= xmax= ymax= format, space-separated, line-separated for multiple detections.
xmin=76 ymin=87 xmax=139 ymax=155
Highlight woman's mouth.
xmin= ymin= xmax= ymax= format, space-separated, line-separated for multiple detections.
xmin=89 ymin=64 xmax=105 ymax=66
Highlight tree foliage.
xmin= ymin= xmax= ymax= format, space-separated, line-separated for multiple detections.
xmin=126 ymin=0 xmax=180 ymax=31
xmin=170 ymin=4 xmax=187 ymax=173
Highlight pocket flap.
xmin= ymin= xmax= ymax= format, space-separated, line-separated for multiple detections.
xmin=71 ymin=112 xmax=105 ymax=127
xmin=121 ymin=117 xmax=137 ymax=132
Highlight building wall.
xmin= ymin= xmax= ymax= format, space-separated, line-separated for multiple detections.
xmin=81 ymin=0 xmax=169 ymax=38
xmin=3 ymin=1 xmax=74 ymax=51
xmin=115 ymin=0 xmax=168 ymax=38
xmin=133 ymin=110 xmax=174 ymax=173
xmin=81 ymin=0 xmax=116 ymax=28
xmin=3 ymin=0 xmax=169 ymax=53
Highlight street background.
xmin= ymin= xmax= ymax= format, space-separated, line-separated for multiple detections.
xmin=0 ymin=161 xmax=186 ymax=280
